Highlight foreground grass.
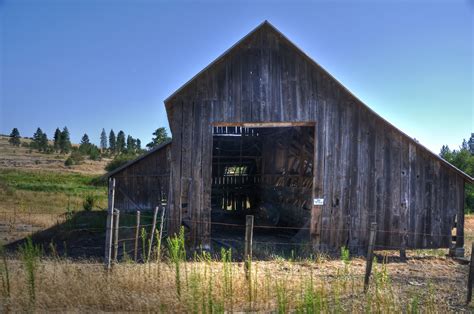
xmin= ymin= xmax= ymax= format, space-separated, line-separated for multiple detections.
xmin=0 ymin=254 xmax=458 ymax=312
xmin=0 ymin=230 xmax=468 ymax=313
xmin=0 ymin=168 xmax=107 ymax=214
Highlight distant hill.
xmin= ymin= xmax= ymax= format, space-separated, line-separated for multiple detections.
xmin=0 ymin=135 xmax=109 ymax=175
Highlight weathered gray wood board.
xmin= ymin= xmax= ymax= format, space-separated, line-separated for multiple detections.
xmin=109 ymin=143 xmax=171 ymax=213
xmin=164 ymin=21 xmax=472 ymax=251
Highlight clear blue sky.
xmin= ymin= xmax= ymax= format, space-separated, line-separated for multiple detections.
xmin=1 ymin=0 xmax=472 ymax=153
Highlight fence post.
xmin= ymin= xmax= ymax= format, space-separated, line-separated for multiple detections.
xmin=147 ymin=206 xmax=159 ymax=261
xmin=399 ymin=247 xmax=407 ymax=262
xmin=244 ymin=215 xmax=254 ymax=277
xmin=134 ymin=211 xmax=141 ymax=262
xmin=113 ymin=209 xmax=120 ymax=262
xmin=466 ymin=242 xmax=474 ymax=304
xmin=364 ymin=222 xmax=377 ymax=292
xmin=104 ymin=178 xmax=115 ymax=269
xmin=157 ymin=206 xmax=166 ymax=262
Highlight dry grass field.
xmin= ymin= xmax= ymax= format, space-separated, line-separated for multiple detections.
xmin=1 ymin=135 xmax=474 ymax=312
xmin=0 ymin=135 xmax=109 ymax=175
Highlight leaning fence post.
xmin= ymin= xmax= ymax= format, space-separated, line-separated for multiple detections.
xmin=134 ymin=211 xmax=141 ymax=262
xmin=244 ymin=215 xmax=254 ymax=277
xmin=364 ymin=222 xmax=377 ymax=292
xmin=105 ymin=178 xmax=115 ymax=269
xmin=113 ymin=209 xmax=120 ymax=262
xmin=147 ymin=206 xmax=159 ymax=261
xmin=466 ymin=242 xmax=474 ymax=304
xmin=157 ymin=206 xmax=166 ymax=262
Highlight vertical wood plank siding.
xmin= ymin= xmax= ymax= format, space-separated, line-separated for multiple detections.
xmin=164 ymin=23 xmax=467 ymax=250
xmin=112 ymin=144 xmax=171 ymax=214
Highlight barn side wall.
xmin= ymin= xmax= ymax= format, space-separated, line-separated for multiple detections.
xmin=166 ymin=25 xmax=465 ymax=251
xmin=111 ymin=144 xmax=171 ymax=213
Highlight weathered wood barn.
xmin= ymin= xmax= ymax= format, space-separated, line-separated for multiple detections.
xmin=108 ymin=21 xmax=473 ymax=254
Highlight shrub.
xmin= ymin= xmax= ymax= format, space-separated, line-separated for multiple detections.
xmin=83 ymin=194 xmax=96 ymax=211
xmin=105 ymin=154 xmax=138 ymax=172
xmin=64 ymin=157 xmax=73 ymax=167
xmin=65 ymin=151 xmax=85 ymax=167
xmin=88 ymin=146 xmax=101 ymax=161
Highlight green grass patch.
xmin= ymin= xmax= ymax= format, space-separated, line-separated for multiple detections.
xmin=0 ymin=168 xmax=105 ymax=196
xmin=0 ymin=168 xmax=107 ymax=213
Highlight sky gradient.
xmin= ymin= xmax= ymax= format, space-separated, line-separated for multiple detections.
xmin=1 ymin=0 xmax=472 ymax=153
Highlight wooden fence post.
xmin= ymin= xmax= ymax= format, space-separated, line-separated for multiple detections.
xmin=134 ymin=211 xmax=140 ymax=262
xmin=113 ymin=209 xmax=120 ymax=262
xmin=147 ymin=206 xmax=159 ymax=262
xmin=157 ymin=206 xmax=166 ymax=262
xmin=244 ymin=215 xmax=254 ymax=277
xmin=364 ymin=222 xmax=377 ymax=292
xmin=466 ymin=242 xmax=474 ymax=304
xmin=104 ymin=178 xmax=115 ymax=269
xmin=399 ymin=247 xmax=407 ymax=262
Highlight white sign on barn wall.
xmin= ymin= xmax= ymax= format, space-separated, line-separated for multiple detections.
xmin=313 ymin=198 xmax=324 ymax=206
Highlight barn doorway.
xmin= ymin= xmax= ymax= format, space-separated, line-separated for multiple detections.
xmin=210 ymin=123 xmax=315 ymax=258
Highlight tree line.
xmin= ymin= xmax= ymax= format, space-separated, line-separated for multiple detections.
xmin=8 ymin=126 xmax=171 ymax=170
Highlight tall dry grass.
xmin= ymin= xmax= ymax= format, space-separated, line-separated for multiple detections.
xmin=0 ymin=251 xmax=456 ymax=312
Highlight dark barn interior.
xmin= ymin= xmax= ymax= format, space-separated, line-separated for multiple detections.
xmin=210 ymin=125 xmax=315 ymax=254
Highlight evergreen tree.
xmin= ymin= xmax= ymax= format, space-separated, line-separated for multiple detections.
xmin=40 ymin=132 xmax=48 ymax=152
xmin=116 ymin=131 xmax=126 ymax=153
xmin=8 ymin=128 xmax=21 ymax=146
xmin=53 ymin=128 xmax=62 ymax=151
xmin=60 ymin=127 xmax=72 ymax=154
xmin=79 ymin=133 xmax=91 ymax=154
xmin=469 ymin=133 xmax=474 ymax=155
xmin=32 ymin=128 xmax=44 ymax=150
xmin=136 ymin=138 xmax=141 ymax=151
xmin=126 ymin=135 xmax=136 ymax=152
xmin=146 ymin=127 xmax=171 ymax=149
xmin=81 ymin=133 xmax=90 ymax=145
xmin=109 ymin=129 xmax=116 ymax=153
xmin=100 ymin=128 xmax=108 ymax=151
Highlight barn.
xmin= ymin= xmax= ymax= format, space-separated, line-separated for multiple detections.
xmin=107 ymin=21 xmax=473 ymax=255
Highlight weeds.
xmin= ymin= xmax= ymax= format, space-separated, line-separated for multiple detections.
xmin=18 ymin=237 xmax=41 ymax=306
xmin=0 ymin=246 xmax=10 ymax=300
xmin=167 ymin=227 xmax=186 ymax=298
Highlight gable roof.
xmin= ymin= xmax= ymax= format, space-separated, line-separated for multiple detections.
xmin=105 ymin=140 xmax=172 ymax=178
xmin=164 ymin=21 xmax=473 ymax=184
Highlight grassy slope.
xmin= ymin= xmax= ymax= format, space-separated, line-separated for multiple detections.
xmin=0 ymin=136 xmax=108 ymax=214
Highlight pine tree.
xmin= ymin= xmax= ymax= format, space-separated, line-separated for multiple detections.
xmin=100 ymin=128 xmax=108 ymax=151
xmin=116 ymin=130 xmax=126 ymax=153
xmin=136 ymin=138 xmax=141 ymax=151
xmin=79 ymin=133 xmax=91 ymax=154
xmin=40 ymin=132 xmax=48 ymax=152
xmin=147 ymin=127 xmax=171 ymax=149
xmin=81 ymin=133 xmax=90 ymax=145
xmin=109 ymin=129 xmax=116 ymax=153
xmin=126 ymin=135 xmax=136 ymax=152
xmin=8 ymin=128 xmax=21 ymax=146
xmin=53 ymin=128 xmax=62 ymax=152
xmin=60 ymin=127 xmax=72 ymax=154
xmin=32 ymin=128 xmax=44 ymax=150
